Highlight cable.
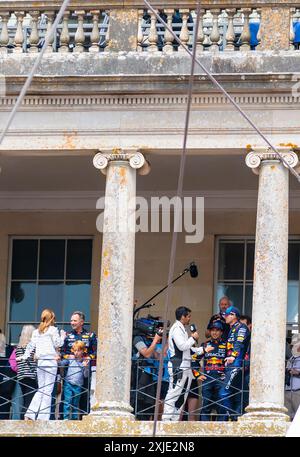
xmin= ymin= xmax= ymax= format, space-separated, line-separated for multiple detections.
xmin=152 ymin=2 xmax=201 ymax=437
xmin=144 ymin=0 xmax=300 ymax=182
xmin=0 ymin=0 xmax=72 ymax=148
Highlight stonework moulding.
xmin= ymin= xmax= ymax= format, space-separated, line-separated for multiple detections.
xmin=245 ymin=147 xmax=298 ymax=175
xmin=93 ymin=150 xmax=150 ymax=175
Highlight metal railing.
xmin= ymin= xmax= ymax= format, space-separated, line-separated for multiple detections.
xmin=130 ymin=357 xmax=250 ymax=421
xmin=0 ymin=357 xmax=93 ymax=420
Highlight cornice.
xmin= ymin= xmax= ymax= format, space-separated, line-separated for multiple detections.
xmin=0 ymin=93 xmax=299 ymax=109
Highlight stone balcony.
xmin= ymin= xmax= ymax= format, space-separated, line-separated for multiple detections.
xmin=0 ymin=1 xmax=299 ymax=56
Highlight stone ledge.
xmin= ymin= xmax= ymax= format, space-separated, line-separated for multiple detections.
xmin=0 ymin=417 xmax=291 ymax=437
xmin=1 ymin=52 xmax=300 ymax=80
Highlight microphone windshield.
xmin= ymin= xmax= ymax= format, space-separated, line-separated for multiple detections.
xmin=189 ymin=263 xmax=198 ymax=278
xmin=190 ymin=324 xmax=197 ymax=333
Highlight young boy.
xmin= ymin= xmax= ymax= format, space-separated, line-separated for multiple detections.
xmin=60 ymin=340 xmax=89 ymax=420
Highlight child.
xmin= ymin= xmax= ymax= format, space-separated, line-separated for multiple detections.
xmin=61 ymin=340 xmax=89 ymax=420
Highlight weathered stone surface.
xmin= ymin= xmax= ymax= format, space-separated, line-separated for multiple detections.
xmin=244 ymin=148 xmax=297 ymax=421
xmin=107 ymin=10 xmax=138 ymax=53
xmin=260 ymin=7 xmax=290 ymax=51
xmin=1 ymin=53 xmax=300 ymax=83
xmin=92 ymin=154 xmax=140 ymax=418
xmin=0 ymin=417 xmax=291 ymax=437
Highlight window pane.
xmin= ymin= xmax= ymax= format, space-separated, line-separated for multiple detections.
xmin=245 ymin=285 xmax=253 ymax=317
xmin=288 ymin=244 xmax=300 ymax=281
xmin=37 ymin=282 xmax=64 ymax=321
xmin=39 ymin=240 xmax=65 ymax=280
xmin=216 ymin=284 xmax=243 ymax=310
xmin=218 ymin=243 xmax=245 ymax=280
xmin=66 ymin=240 xmax=92 ymax=280
xmin=246 ymin=243 xmax=255 ymax=280
xmin=64 ymin=282 xmax=91 ymax=322
xmin=287 ymin=281 xmax=299 ymax=324
xmin=10 ymin=282 xmax=37 ymax=322
xmin=12 ymin=240 xmax=38 ymax=280
xmin=9 ymin=324 xmax=31 ymax=346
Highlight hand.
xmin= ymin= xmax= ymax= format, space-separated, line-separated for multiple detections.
xmin=199 ymin=375 xmax=207 ymax=381
xmin=83 ymin=359 xmax=90 ymax=367
xmin=205 ymin=345 xmax=214 ymax=353
xmin=290 ymin=369 xmax=300 ymax=376
xmin=153 ymin=333 xmax=162 ymax=344
xmin=225 ymin=356 xmax=235 ymax=366
xmin=191 ymin=331 xmax=199 ymax=341
xmin=60 ymin=329 xmax=66 ymax=340
xmin=54 ymin=354 xmax=61 ymax=361
xmin=16 ymin=356 xmax=23 ymax=362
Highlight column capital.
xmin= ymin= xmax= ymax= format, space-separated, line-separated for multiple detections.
xmin=93 ymin=149 xmax=150 ymax=175
xmin=245 ymin=147 xmax=298 ymax=175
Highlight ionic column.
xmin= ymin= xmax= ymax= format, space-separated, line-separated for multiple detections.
xmin=242 ymin=147 xmax=298 ymax=422
xmin=91 ymin=149 xmax=150 ymax=419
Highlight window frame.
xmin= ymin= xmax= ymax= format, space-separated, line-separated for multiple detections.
xmin=6 ymin=235 xmax=93 ymax=344
xmin=214 ymin=235 xmax=300 ymax=333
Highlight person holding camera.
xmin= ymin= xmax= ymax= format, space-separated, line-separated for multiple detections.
xmin=131 ymin=320 xmax=164 ymax=420
xmin=285 ymin=335 xmax=300 ymax=420
xmin=162 ymin=306 xmax=214 ymax=422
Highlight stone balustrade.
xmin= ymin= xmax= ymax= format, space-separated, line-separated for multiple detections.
xmin=0 ymin=9 xmax=109 ymax=53
xmin=0 ymin=1 xmax=299 ymax=53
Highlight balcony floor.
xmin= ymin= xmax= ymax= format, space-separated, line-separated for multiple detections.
xmin=0 ymin=416 xmax=290 ymax=437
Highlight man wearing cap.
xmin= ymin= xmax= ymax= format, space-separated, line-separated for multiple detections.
xmin=219 ymin=306 xmax=250 ymax=421
xmin=198 ymin=320 xmax=227 ymax=421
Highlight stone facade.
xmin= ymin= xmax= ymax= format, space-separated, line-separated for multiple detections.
xmin=0 ymin=0 xmax=300 ymax=437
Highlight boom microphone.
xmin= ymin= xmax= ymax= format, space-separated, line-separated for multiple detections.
xmin=189 ymin=262 xmax=198 ymax=278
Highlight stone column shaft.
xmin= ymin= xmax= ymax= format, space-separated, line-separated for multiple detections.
xmin=243 ymin=147 xmax=298 ymax=421
xmin=91 ymin=150 xmax=147 ymax=418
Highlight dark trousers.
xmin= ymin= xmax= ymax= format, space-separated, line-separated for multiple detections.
xmin=19 ymin=377 xmax=38 ymax=420
xmin=242 ymin=370 xmax=250 ymax=413
xmin=219 ymin=366 xmax=243 ymax=421
xmin=0 ymin=386 xmax=12 ymax=419
xmin=200 ymin=373 xmax=224 ymax=421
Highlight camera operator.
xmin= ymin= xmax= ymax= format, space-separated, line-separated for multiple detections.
xmin=131 ymin=318 xmax=164 ymax=421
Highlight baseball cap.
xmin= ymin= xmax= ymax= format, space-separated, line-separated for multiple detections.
xmin=224 ymin=306 xmax=240 ymax=318
xmin=208 ymin=320 xmax=224 ymax=331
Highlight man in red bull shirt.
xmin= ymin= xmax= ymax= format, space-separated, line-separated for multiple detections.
xmin=198 ymin=320 xmax=226 ymax=421
xmin=219 ymin=306 xmax=250 ymax=421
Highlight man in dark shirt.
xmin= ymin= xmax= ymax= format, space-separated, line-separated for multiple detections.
xmin=131 ymin=324 xmax=163 ymax=420
xmin=60 ymin=312 xmax=97 ymax=417
xmin=219 ymin=306 xmax=250 ymax=421
xmin=60 ymin=312 xmax=97 ymax=362
xmin=205 ymin=296 xmax=231 ymax=340
xmin=199 ymin=320 xmax=226 ymax=421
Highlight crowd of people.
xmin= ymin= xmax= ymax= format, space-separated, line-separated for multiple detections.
xmin=0 ymin=309 xmax=97 ymax=420
xmin=131 ymin=296 xmax=252 ymax=422
xmin=0 ymin=296 xmax=299 ymax=422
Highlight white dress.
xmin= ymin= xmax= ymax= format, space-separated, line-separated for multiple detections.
xmin=23 ymin=326 xmax=65 ymax=420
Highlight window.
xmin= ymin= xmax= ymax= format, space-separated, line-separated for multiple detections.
xmin=216 ymin=238 xmax=300 ymax=326
xmin=8 ymin=238 xmax=93 ymax=344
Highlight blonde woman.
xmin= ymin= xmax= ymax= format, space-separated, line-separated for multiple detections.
xmin=18 ymin=309 xmax=66 ymax=420
xmin=16 ymin=325 xmax=37 ymax=419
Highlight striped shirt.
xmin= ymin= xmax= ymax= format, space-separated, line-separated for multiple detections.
xmin=16 ymin=346 xmax=37 ymax=380
xmin=23 ymin=326 xmax=64 ymax=359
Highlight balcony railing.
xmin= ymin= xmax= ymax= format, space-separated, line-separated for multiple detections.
xmin=0 ymin=1 xmax=299 ymax=54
